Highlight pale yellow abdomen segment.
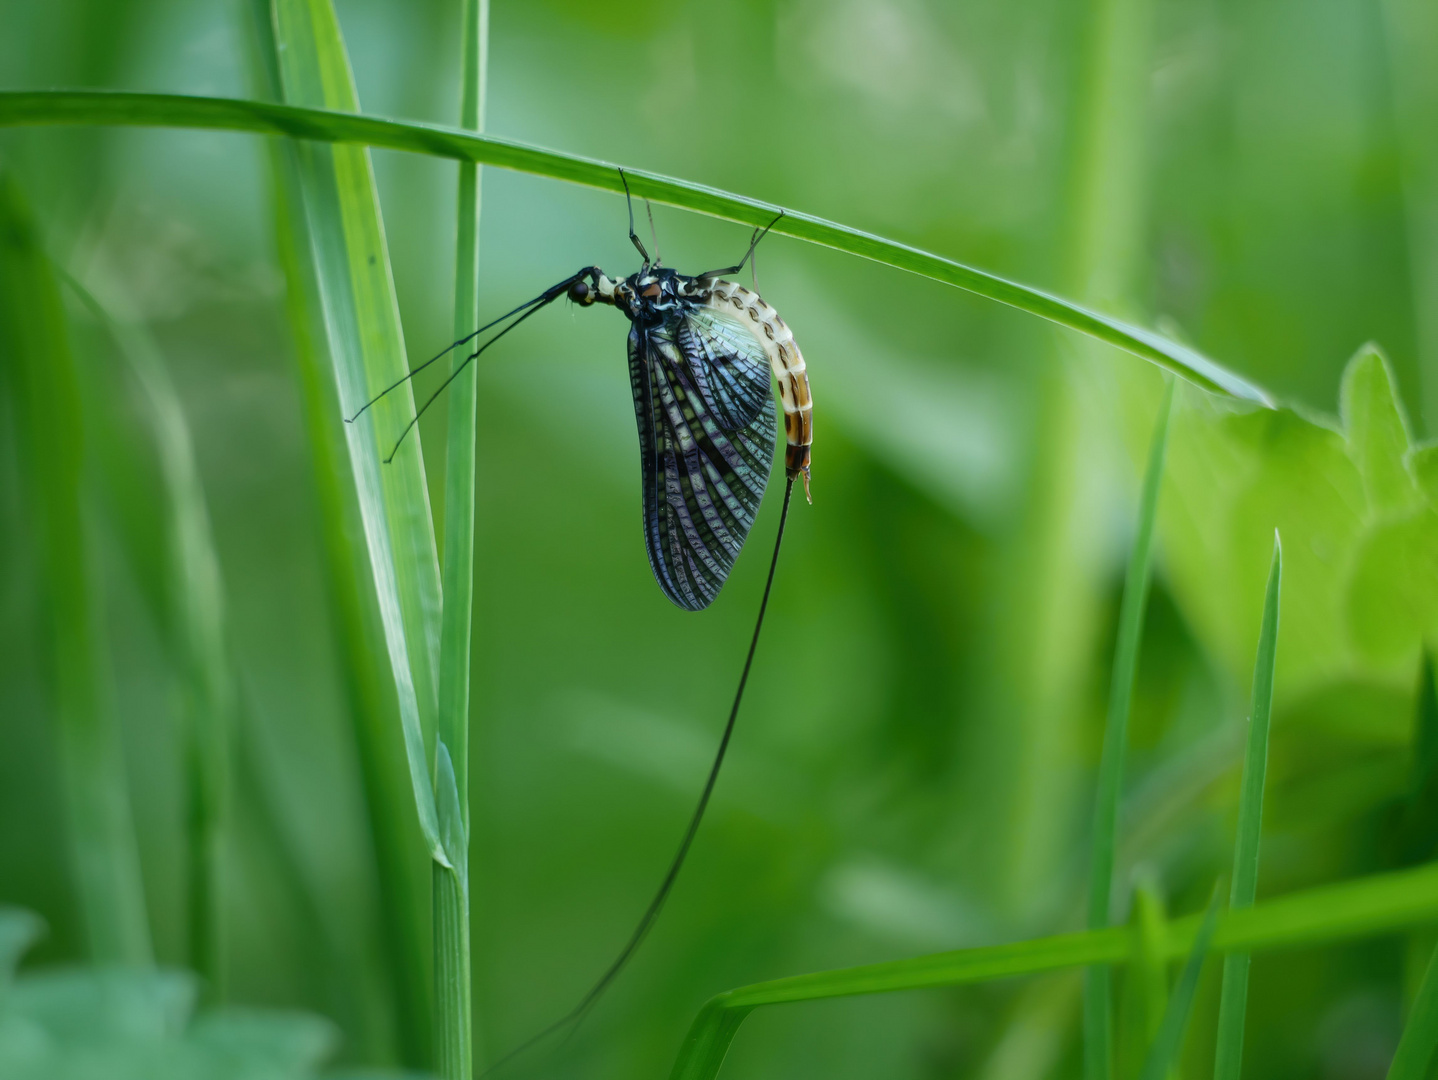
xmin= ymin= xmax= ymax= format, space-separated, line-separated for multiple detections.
xmin=706 ymin=280 xmax=813 ymax=501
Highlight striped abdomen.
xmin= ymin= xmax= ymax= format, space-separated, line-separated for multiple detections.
xmin=705 ymin=280 xmax=813 ymax=501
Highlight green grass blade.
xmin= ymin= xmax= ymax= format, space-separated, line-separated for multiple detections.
xmin=267 ymin=1 xmax=446 ymax=864
xmin=0 ymin=90 xmax=1271 ymax=404
xmin=1132 ymin=875 xmax=1172 ymax=1051
xmin=248 ymin=0 xmax=432 ymax=1062
xmin=1213 ymin=534 xmax=1282 ymax=1080
xmin=1085 ymin=382 xmax=1174 ymax=1078
xmin=62 ymin=277 xmax=233 ymax=998
xmin=1389 ymin=938 xmax=1438 ymax=1079
xmin=0 ymin=172 xmax=152 ymax=966
xmin=432 ymin=1 xmax=486 ymax=1075
xmin=663 ymin=855 xmax=1438 ymax=1080
xmin=1136 ymin=887 xmax=1222 ymax=1080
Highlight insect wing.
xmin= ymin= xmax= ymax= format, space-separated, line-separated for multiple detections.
xmin=674 ymin=304 xmax=772 ymax=431
xmin=629 ymin=321 xmax=776 ymax=611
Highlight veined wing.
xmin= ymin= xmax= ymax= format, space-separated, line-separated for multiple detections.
xmin=629 ymin=321 xmax=776 ymax=611
xmin=673 ymin=303 xmax=772 ymax=431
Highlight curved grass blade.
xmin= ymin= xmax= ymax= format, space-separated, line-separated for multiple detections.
xmin=1085 ymin=382 xmax=1174 ymax=1079
xmin=665 ymin=854 xmax=1438 ymax=1080
xmin=1135 ymin=886 xmax=1222 ymax=1080
xmin=0 ymin=90 xmax=1270 ymax=404
xmin=432 ymin=1 xmax=487 ymax=1076
xmin=266 ymin=2 xmax=446 ymax=865
xmin=1213 ymin=534 xmax=1282 ymax=1080
xmin=0 ymin=172 xmax=152 ymax=966
xmin=1388 ymin=937 xmax=1438 ymax=1079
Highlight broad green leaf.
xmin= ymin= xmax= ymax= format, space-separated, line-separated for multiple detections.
xmin=0 ymin=172 xmax=152 ymax=967
xmin=1214 ymin=536 xmax=1281 ymax=1080
xmin=1160 ymin=344 xmax=1438 ymax=710
xmin=0 ymin=90 xmax=1271 ymax=404
xmin=1340 ymin=344 xmax=1419 ymax=516
xmin=268 ymin=0 xmax=446 ymax=864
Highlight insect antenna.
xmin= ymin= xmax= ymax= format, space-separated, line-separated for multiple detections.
xmin=344 ymin=270 xmax=586 ymax=459
xmin=480 ymin=478 xmax=798 ymax=1076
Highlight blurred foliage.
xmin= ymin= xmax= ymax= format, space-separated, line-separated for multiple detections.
xmin=0 ymin=906 xmax=419 ymax=1080
xmin=1 ymin=0 xmax=1436 ymax=1078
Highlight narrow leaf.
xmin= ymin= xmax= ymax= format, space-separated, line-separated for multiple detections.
xmin=664 ymin=858 xmax=1438 ymax=1080
xmin=1085 ymin=382 xmax=1175 ymax=1079
xmin=1136 ymin=886 xmax=1223 ymax=1080
xmin=1388 ymin=937 xmax=1438 ymax=1079
xmin=1213 ymin=534 xmax=1282 ymax=1080
xmin=0 ymin=90 xmax=1271 ymax=404
xmin=62 ymin=275 xmax=234 ymax=998
xmin=267 ymin=0 xmax=447 ymax=864
xmin=248 ymin=0 xmax=433 ymax=1060
xmin=0 ymin=172 xmax=152 ymax=966
xmin=432 ymin=1 xmax=485 ymax=1075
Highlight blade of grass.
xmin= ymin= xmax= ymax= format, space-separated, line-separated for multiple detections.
xmin=248 ymin=0 xmax=432 ymax=1063
xmin=664 ymin=849 xmax=1438 ymax=1079
xmin=1213 ymin=534 xmax=1281 ymax=1080
xmin=0 ymin=171 xmax=152 ymax=966
xmin=1135 ymin=886 xmax=1222 ymax=1080
xmin=1085 ymin=382 xmax=1174 ymax=1079
xmin=0 ymin=90 xmax=1271 ymax=404
xmin=267 ymin=1 xmax=446 ymax=864
xmin=62 ymin=275 xmax=233 ymax=999
xmin=1388 ymin=938 xmax=1438 ymax=1079
xmin=1119 ymin=872 xmax=1171 ymax=1075
xmin=432 ymin=0 xmax=486 ymax=1075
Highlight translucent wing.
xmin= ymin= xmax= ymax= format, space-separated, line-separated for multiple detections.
xmin=629 ymin=319 xmax=777 ymax=611
xmin=673 ymin=304 xmax=773 ymax=431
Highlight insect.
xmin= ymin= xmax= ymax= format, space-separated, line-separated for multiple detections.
xmin=353 ymin=176 xmax=811 ymax=609
xmin=346 ymin=171 xmax=813 ymax=1062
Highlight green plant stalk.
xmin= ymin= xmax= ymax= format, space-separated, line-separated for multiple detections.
xmin=1388 ymin=938 xmax=1438 ymax=1079
xmin=665 ymin=856 xmax=1438 ymax=1080
xmin=1381 ymin=0 xmax=1438 ymax=435
xmin=1085 ymin=383 xmax=1173 ymax=1077
xmin=0 ymin=173 xmax=152 ymax=967
xmin=64 ymin=278 xmax=232 ymax=998
xmin=432 ymin=0 xmax=486 ymax=1074
xmin=1213 ymin=536 xmax=1282 ymax=1080
xmin=1132 ymin=875 xmax=1171 ymax=1049
xmin=1135 ymin=887 xmax=1222 ymax=1080
xmin=250 ymin=0 xmax=432 ymax=1061
xmin=0 ymin=90 xmax=1270 ymax=405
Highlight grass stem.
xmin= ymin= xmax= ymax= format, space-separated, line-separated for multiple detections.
xmin=1213 ymin=535 xmax=1282 ymax=1080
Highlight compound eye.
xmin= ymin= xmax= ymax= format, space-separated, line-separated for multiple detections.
xmin=568 ymin=279 xmax=591 ymax=304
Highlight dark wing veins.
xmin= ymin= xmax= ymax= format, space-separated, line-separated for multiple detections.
xmin=628 ymin=316 xmax=776 ymax=611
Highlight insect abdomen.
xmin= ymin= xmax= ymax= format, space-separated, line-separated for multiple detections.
xmin=706 ymin=281 xmax=813 ymax=501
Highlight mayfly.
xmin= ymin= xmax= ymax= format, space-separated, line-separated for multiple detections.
xmin=345 ymin=170 xmax=813 ymax=1058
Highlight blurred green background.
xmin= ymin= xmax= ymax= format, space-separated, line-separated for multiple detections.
xmin=3 ymin=0 xmax=1438 ymax=1077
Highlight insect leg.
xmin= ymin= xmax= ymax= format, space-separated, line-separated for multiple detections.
xmin=619 ymin=168 xmax=650 ymax=266
xmin=696 ymin=209 xmax=785 ymax=280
